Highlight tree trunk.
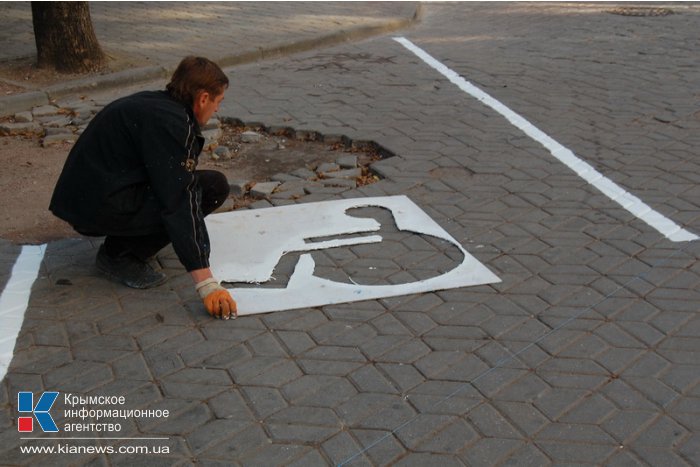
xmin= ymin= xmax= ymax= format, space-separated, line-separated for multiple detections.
xmin=31 ymin=1 xmax=106 ymax=73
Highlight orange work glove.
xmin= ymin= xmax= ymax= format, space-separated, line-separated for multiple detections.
xmin=196 ymin=278 xmax=237 ymax=320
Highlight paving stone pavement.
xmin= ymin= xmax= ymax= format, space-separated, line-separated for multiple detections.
xmin=0 ymin=2 xmax=418 ymax=81
xmin=0 ymin=2 xmax=419 ymax=116
xmin=2 ymin=2 xmax=700 ymax=466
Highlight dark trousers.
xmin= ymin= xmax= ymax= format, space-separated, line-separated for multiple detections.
xmin=101 ymin=170 xmax=229 ymax=261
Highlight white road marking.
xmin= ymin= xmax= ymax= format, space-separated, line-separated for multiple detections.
xmin=394 ymin=36 xmax=698 ymax=242
xmin=0 ymin=244 xmax=46 ymax=381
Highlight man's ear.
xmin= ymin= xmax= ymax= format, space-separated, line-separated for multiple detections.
xmin=196 ymin=90 xmax=210 ymax=106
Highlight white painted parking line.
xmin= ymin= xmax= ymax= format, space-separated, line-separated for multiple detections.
xmin=0 ymin=244 xmax=45 ymax=381
xmin=394 ymin=36 xmax=699 ymax=243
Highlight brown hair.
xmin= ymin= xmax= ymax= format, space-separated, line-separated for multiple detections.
xmin=166 ymin=56 xmax=229 ymax=107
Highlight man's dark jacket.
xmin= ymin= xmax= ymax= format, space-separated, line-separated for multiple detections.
xmin=50 ymin=90 xmax=210 ymax=272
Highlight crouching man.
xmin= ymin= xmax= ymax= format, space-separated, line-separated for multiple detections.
xmin=50 ymin=56 xmax=236 ymax=319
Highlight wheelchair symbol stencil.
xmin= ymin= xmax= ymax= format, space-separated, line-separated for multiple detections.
xmin=206 ymin=196 xmax=501 ymax=315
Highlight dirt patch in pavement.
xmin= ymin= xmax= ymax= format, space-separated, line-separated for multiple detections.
xmin=0 ymin=135 xmax=77 ymax=244
xmin=199 ymin=122 xmax=383 ymax=209
xmin=0 ymin=121 xmax=384 ymax=245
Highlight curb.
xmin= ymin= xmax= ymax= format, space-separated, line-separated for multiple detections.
xmin=217 ymin=3 xmax=424 ymax=68
xmin=44 ymin=65 xmax=170 ymax=101
xmin=0 ymin=3 xmax=423 ymax=117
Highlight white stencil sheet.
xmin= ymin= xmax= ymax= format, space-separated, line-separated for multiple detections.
xmin=206 ymin=195 xmax=500 ymax=315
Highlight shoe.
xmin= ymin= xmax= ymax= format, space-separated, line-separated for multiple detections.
xmin=96 ymin=245 xmax=167 ymax=289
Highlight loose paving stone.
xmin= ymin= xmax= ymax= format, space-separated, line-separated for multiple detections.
xmin=270 ymin=181 xmax=307 ymax=200
xmin=336 ymin=154 xmax=358 ymax=168
xmin=0 ymin=121 xmax=42 ymax=134
xmin=316 ymin=162 xmax=340 ymax=174
xmin=228 ymin=180 xmax=248 ymax=196
xmin=13 ymin=111 xmax=32 ymax=123
xmin=39 ymin=115 xmax=72 ymax=127
xmin=240 ymin=130 xmax=263 ymax=143
xmin=202 ymin=128 xmax=222 ymax=147
xmin=44 ymin=126 xmax=74 ymax=136
xmin=325 ymin=167 xmax=362 ymax=179
xmin=320 ymin=177 xmax=356 ymax=188
xmin=42 ymin=133 xmax=78 ymax=146
xmin=213 ymin=145 xmax=232 ymax=159
xmin=249 ymin=181 xmax=280 ymax=198
xmin=249 ymin=199 xmax=273 ymax=209
xmin=203 ymin=118 xmax=221 ymax=130
xmin=31 ymin=104 xmax=60 ymax=117
xmin=270 ymin=172 xmax=301 ymax=182
xmin=69 ymin=105 xmax=100 ymax=119
xmin=290 ymin=167 xmax=317 ymax=179
xmin=304 ymin=183 xmax=348 ymax=195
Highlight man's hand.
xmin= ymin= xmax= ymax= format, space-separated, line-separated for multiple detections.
xmin=195 ymin=278 xmax=237 ymax=319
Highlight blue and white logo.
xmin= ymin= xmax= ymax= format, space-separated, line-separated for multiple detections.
xmin=18 ymin=391 xmax=59 ymax=432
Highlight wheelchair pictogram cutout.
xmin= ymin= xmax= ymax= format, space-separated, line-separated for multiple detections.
xmin=206 ymin=195 xmax=501 ymax=315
